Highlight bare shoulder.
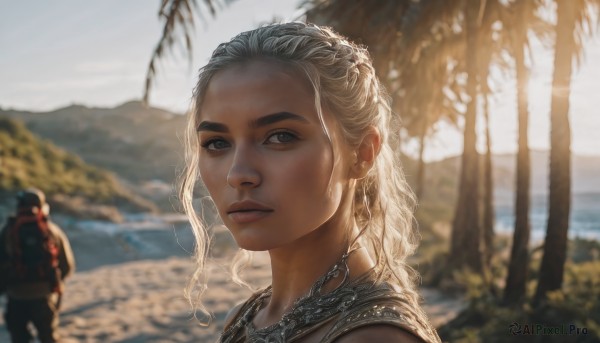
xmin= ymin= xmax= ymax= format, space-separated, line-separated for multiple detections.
xmin=333 ymin=324 xmax=424 ymax=343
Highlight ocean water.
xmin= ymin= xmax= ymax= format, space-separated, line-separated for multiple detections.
xmin=495 ymin=193 xmax=600 ymax=243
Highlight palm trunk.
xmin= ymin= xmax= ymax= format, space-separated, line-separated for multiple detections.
xmin=482 ymin=94 xmax=494 ymax=269
xmin=416 ymin=116 xmax=428 ymax=200
xmin=504 ymin=34 xmax=531 ymax=304
xmin=450 ymin=0 xmax=484 ymax=273
xmin=534 ymin=0 xmax=575 ymax=303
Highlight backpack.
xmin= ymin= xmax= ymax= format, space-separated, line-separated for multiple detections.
xmin=6 ymin=211 xmax=62 ymax=293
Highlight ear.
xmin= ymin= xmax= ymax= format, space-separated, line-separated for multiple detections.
xmin=350 ymin=126 xmax=381 ymax=179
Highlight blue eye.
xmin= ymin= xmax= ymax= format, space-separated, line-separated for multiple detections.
xmin=201 ymin=138 xmax=230 ymax=151
xmin=266 ymin=132 xmax=298 ymax=144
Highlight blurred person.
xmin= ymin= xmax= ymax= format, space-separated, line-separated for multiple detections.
xmin=180 ymin=22 xmax=441 ymax=342
xmin=0 ymin=188 xmax=75 ymax=343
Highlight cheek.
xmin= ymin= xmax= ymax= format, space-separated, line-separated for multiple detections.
xmin=272 ymin=143 xmax=344 ymax=222
xmin=199 ymin=158 xmax=225 ymax=199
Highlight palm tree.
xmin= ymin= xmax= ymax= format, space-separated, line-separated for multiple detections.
xmin=474 ymin=0 xmax=511 ymax=270
xmin=481 ymin=95 xmax=494 ymax=268
xmin=400 ymin=40 xmax=462 ymax=201
xmin=504 ymin=6 xmax=532 ymax=303
xmin=502 ymin=0 xmax=551 ymax=304
xmin=535 ymin=0 xmax=599 ymax=303
xmin=143 ymin=0 xmax=221 ymax=105
xmin=449 ymin=0 xmax=485 ymax=273
xmin=449 ymin=0 xmax=510 ymax=273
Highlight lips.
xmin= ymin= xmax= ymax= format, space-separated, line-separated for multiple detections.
xmin=227 ymin=200 xmax=273 ymax=224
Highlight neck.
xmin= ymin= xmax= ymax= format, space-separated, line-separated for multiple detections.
xmin=259 ymin=224 xmax=375 ymax=326
xmin=268 ymin=223 xmax=348 ymax=310
xmin=252 ymin=186 xmax=376 ymax=328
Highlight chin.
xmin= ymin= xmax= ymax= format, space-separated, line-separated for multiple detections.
xmin=228 ymin=229 xmax=272 ymax=251
xmin=228 ymin=228 xmax=288 ymax=252
xmin=234 ymin=239 xmax=275 ymax=252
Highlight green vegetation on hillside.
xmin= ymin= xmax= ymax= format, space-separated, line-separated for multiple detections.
xmin=0 ymin=118 xmax=155 ymax=215
xmin=0 ymin=101 xmax=186 ymax=184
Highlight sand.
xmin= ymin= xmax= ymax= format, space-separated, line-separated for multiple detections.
xmin=0 ymin=218 xmax=464 ymax=342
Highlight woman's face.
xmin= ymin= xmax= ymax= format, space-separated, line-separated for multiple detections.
xmin=197 ymin=59 xmax=353 ymax=251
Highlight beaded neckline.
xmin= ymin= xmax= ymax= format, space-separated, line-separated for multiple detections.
xmin=220 ymin=251 xmax=377 ymax=343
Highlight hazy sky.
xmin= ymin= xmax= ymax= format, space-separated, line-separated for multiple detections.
xmin=1 ymin=0 xmax=598 ymax=161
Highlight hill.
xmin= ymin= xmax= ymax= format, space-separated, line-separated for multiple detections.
xmin=402 ymin=150 xmax=600 ymax=224
xmin=0 ymin=101 xmax=186 ymax=185
xmin=0 ymin=118 xmax=156 ymax=221
xmin=0 ymin=100 xmax=187 ymax=211
xmin=2 ymin=100 xmax=598 ymax=218
xmin=492 ymin=151 xmax=600 ymax=200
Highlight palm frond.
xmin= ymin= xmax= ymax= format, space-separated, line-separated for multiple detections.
xmin=143 ymin=0 xmax=231 ymax=105
xmin=570 ymin=0 xmax=600 ymax=68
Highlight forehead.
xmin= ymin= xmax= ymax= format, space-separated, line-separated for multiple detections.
xmin=198 ymin=59 xmax=318 ymax=122
xmin=210 ymin=57 xmax=309 ymax=86
xmin=208 ymin=59 xmax=308 ymax=93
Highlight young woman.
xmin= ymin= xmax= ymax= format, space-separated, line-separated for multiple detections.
xmin=180 ymin=22 xmax=441 ymax=343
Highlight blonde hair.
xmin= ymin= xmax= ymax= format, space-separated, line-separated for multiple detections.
xmin=180 ymin=22 xmax=423 ymax=321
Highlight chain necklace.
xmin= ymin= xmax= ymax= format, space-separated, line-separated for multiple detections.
xmin=220 ymin=251 xmax=375 ymax=343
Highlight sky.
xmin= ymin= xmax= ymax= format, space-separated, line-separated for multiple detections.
xmin=1 ymin=0 xmax=598 ymax=162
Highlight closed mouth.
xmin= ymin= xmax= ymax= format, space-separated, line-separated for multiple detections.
xmin=227 ymin=200 xmax=274 ymax=214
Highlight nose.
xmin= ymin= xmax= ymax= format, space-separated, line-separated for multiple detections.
xmin=226 ymin=147 xmax=261 ymax=189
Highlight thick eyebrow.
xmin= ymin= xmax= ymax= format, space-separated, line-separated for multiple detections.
xmin=197 ymin=112 xmax=310 ymax=132
xmin=254 ymin=112 xmax=310 ymax=127
xmin=197 ymin=121 xmax=227 ymax=133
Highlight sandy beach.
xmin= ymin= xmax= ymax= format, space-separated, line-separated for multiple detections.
xmin=0 ymin=217 xmax=463 ymax=342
